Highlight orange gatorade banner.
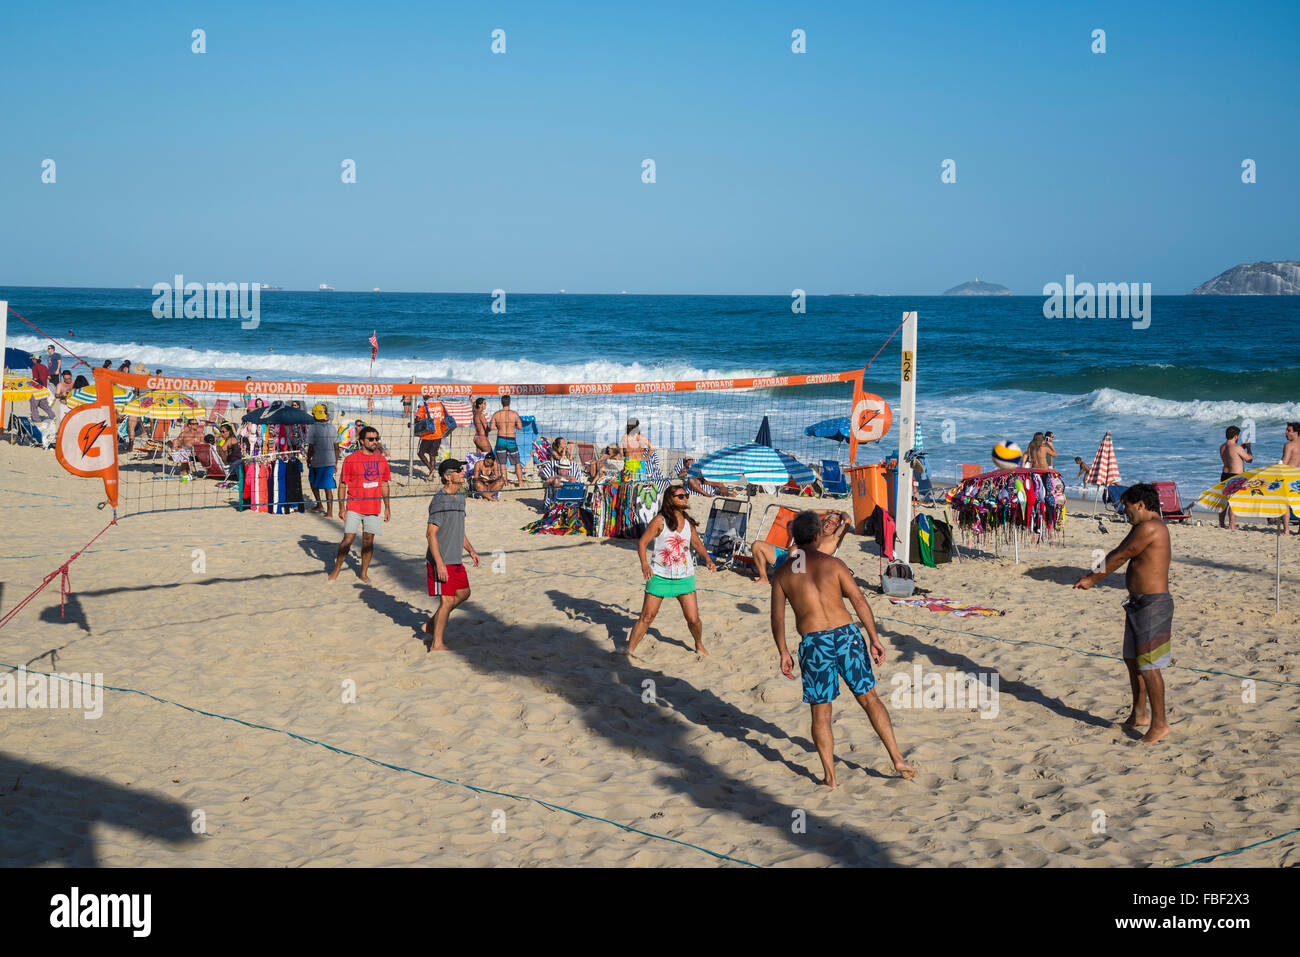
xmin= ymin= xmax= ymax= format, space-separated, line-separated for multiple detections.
xmin=96 ymin=368 xmax=866 ymax=397
xmin=54 ymin=368 xmax=120 ymax=506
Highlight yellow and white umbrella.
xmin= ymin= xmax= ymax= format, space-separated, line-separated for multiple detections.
xmin=1196 ymin=463 xmax=1300 ymax=612
xmin=2 ymin=374 xmax=42 ymax=399
xmin=122 ymin=390 xmax=207 ymax=420
xmin=67 ymin=383 xmax=131 ymax=408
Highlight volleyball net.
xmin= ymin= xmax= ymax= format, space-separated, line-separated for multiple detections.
xmin=53 ymin=367 xmax=890 ymax=517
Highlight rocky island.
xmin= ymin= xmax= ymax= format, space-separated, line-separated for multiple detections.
xmin=942 ymin=279 xmax=1012 ymax=295
xmin=1191 ymin=261 xmax=1300 ymax=295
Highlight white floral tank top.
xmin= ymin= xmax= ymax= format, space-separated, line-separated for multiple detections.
xmin=650 ymin=518 xmax=695 ymax=579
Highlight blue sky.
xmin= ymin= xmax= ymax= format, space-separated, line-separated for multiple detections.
xmin=1 ymin=0 xmax=1296 ymax=294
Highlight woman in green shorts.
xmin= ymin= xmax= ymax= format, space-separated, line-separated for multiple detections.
xmin=627 ymin=485 xmax=717 ymax=656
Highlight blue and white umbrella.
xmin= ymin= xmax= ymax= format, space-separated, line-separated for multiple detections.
xmin=687 ymin=443 xmax=816 ymax=485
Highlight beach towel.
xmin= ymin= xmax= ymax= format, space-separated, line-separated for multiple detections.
xmin=887 ymin=597 xmax=1005 ymax=618
xmin=521 ymin=503 xmax=589 ymax=536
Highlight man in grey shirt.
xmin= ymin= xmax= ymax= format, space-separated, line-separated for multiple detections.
xmin=423 ymin=458 xmax=480 ymax=651
xmin=306 ymin=403 xmax=340 ymax=516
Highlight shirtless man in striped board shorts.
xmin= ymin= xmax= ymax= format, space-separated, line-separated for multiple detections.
xmin=1074 ymin=483 xmax=1173 ymax=744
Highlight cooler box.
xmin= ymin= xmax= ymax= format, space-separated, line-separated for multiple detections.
xmin=848 ymin=464 xmax=891 ymax=534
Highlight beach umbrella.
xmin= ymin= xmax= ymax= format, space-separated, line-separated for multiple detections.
xmin=2 ymin=374 xmax=42 ymax=399
xmin=755 ymin=416 xmax=772 ymax=447
xmin=122 ymin=391 xmax=206 ymax=420
xmin=805 ymin=416 xmax=852 ymax=443
xmin=1086 ymin=431 xmax=1121 ymax=512
xmin=67 ymin=384 xmax=130 ymax=408
xmin=1 ymin=374 xmax=43 ymax=433
xmin=687 ymin=442 xmax=816 ymax=486
xmin=1196 ymin=463 xmax=1300 ymax=612
xmin=242 ymin=401 xmax=315 ymax=425
xmin=914 ymin=420 xmax=925 ymax=453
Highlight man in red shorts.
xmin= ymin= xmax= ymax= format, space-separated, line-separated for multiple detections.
xmin=328 ymin=426 xmax=390 ymax=583
xmin=423 ymin=458 xmax=481 ymax=651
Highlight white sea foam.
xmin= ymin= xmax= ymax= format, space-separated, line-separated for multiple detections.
xmin=1087 ymin=388 xmax=1300 ymax=423
xmin=4 ymin=334 xmax=771 ymax=384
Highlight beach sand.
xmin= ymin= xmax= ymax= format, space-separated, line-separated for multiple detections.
xmin=2 ymin=440 xmax=1296 ymax=867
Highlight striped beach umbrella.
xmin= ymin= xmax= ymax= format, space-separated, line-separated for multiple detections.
xmin=914 ymin=420 xmax=924 ymax=453
xmin=122 ymin=390 xmax=206 ymax=420
xmin=67 ymin=384 xmax=131 ymax=408
xmin=687 ymin=442 xmax=816 ymax=485
xmin=1195 ymin=463 xmax=1300 ymax=613
xmin=1087 ymin=431 xmax=1120 ymax=486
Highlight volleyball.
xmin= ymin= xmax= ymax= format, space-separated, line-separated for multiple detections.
xmin=992 ymin=441 xmax=1022 ymax=469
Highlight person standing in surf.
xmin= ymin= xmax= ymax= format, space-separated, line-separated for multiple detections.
xmin=627 ymin=485 xmax=716 ymax=657
xmin=1074 ymin=483 xmax=1174 ymax=744
xmin=490 ymin=395 xmax=524 ymax=487
xmin=770 ymin=510 xmax=915 ymax=787
xmin=1217 ymin=425 xmax=1253 ymax=531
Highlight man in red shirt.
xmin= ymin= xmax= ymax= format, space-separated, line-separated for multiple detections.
xmin=328 ymin=426 xmax=391 ymax=583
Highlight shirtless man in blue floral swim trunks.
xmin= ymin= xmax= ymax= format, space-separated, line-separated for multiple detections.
xmin=771 ymin=510 xmax=916 ymax=787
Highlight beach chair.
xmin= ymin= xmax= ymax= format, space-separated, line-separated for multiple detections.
xmin=1102 ymin=483 xmax=1130 ymax=519
xmin=820 ymin=459 xmax=849 ymax=497
xmin=9 ymin=414 xmax=44 ymax=448
xmin=132 ymin=419 xmax=171 ymax=459
xmin=163 ymin=444 xmax=194 ymax=476
xmin=192 ymin=442 xmax=228 ymax=480
xmin=202 ymin=398 xmax=230 ymax=429
xmin=701 ymin=498 xmax=751 ymax=568
xmin=575 ymin=441 xmax=596 ymax=473
xmin=1153 ymin=481 xmax=1192 ymax=523
xmin=733 ymin=504 xmax=798 ymax=571
xmin=544 ymin=481 xmax=587 ymax=509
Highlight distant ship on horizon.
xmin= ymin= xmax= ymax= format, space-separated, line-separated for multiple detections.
xmin=319 ymin=283 xmax=334 ymax=292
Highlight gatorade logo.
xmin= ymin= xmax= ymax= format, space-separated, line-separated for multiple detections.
xmin=57 ymin=404 xmax=116 ymax=475
xmin=852 ymin=394 xmax=892 ymax=442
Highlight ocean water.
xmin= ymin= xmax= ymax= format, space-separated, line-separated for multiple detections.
xmin=3 ymin=287 xmax=1297 ymax=498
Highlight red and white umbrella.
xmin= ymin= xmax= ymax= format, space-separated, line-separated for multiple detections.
xmin=1087 ymin=431 xmax=1121 ymax=486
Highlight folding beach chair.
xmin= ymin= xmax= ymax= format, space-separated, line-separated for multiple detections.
xmin=544 ymin=481 xmax=587 ymax=509
xmin=1153 ymin=481 xmax=1192 ymax=523
xmin=132 ymin=419 xmax=172 ymax=459
xmin=820 ymin=459 xmax=849 ymax=497
xmin=575 ymin=441 xmax=596 ymax=474
xmin=202 ymin=398 xmax=231 ymax=429
xmin=163 ymin=444 xmax=194 ymax=476
xmin=9 ymin=414 xmax=44 ymax=448
xmin=701 ymin=498 xmax=751 ymax=569
xmin=1102 ymin=483 xmax=1130 ymax=519
xmin=732 ymin=504 xmax=798 ymax=572
xmin=192 ymin=442 xmax=228 ymax=480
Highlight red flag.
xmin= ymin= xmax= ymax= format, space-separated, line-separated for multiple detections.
xmin=369 ymin=330 xmax=378 ymax=362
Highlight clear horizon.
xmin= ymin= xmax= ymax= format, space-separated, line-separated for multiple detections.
xmin=2 ymin=1 xmax=1297 ymax=294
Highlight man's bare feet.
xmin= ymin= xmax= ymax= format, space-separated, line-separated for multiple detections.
xmin=1122 ymin=711 xmax=1150 ymax=728
xmin=421 ymin=620 xmax=446 ymax=651
xmin=326 ymin=567 xmax=341 ymax=581
xmin=820 ymin=774 xmax=839 ymax=789
xmin=1140 ymin=723 xmax=1171 ymax=744
xmin=358 ymin=573 xmax=370 ymax=584
xmin=894 ymin=759 xmax=917 ymax=779
xmin=694 ymin=644 xmax=709 ymax=656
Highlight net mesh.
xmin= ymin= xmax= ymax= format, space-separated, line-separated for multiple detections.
xmin=98 ymin=370 xmax=865 ymax=517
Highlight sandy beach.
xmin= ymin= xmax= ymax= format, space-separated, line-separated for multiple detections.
xmin=1 ymin=439 xmax=1296 ymax=868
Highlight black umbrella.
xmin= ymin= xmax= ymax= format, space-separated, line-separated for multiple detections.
xmin=242 ymin=401 xmax=316 ymax=425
